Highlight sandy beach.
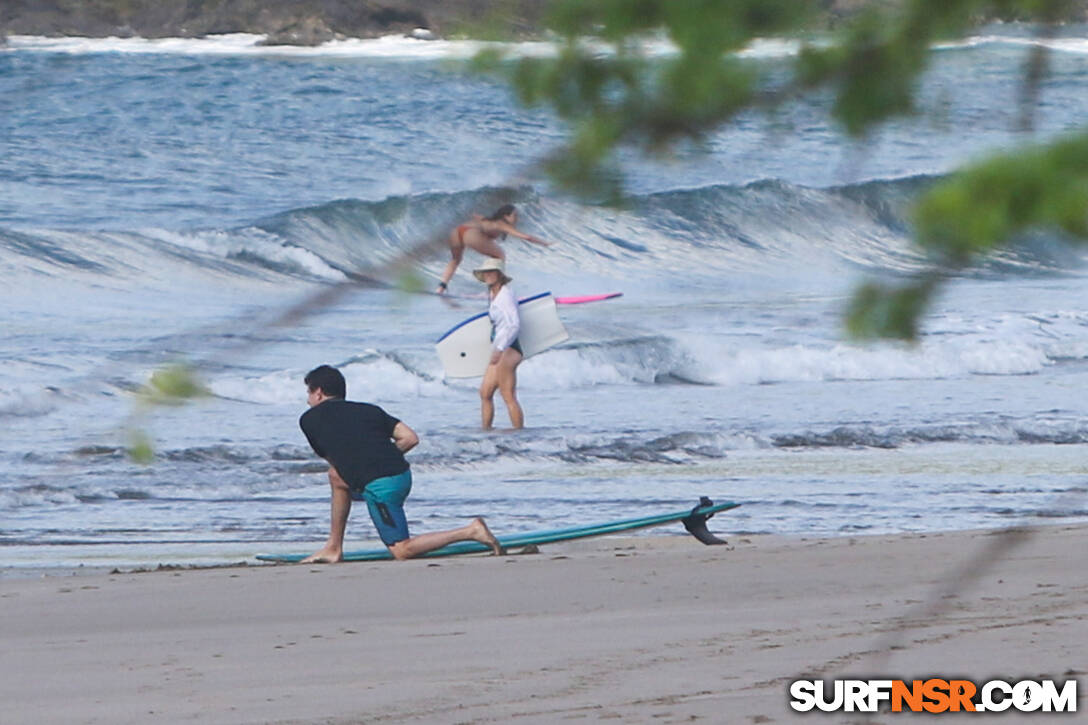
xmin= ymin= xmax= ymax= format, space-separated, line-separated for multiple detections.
xmin=2 ymin=524 xmax=1084 ymax=724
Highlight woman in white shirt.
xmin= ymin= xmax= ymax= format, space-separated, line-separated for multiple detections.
xmin=473 ymin=258 xmax=524 ymax=429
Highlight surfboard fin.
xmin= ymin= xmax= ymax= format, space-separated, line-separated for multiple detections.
xmin=682 ymin=496 xmax=729 ymax=545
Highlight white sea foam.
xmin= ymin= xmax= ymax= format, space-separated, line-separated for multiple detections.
xmin=0 ymin=487 xmax=80 ymax=508
xmin=519 ymin=348 xmax=641 ymax=387
xmin=338 ymin=332 xmax=1063 ymax=396
xmin=2 ymin=33 xmax=558 ymax=59
xmin=677 ymin=337 xmax=1051 ymax=386
xmin=0 ymin=385 xmax=61 ymax=418
xmin=146 ymin=228 xmax=348 ymax=281
xmin=2 ymin=32 xmax=805 ymax=61
xmin=737 ymin=38 xmax=805 ymax=58
xmin=466 ymin=326 xmax=1058 ymax=390
xmin=208 ymin=353 xmax=447 ymax=405
xmin=949 ymin=34 xmax=1088 ymax=55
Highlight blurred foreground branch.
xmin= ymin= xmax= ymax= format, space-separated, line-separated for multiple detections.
xmin=480 ymin=0 xmax=1088 ymax=339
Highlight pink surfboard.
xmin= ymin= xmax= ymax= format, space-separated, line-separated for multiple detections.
xmin=554 ymin=292 xmax=623 ymax=305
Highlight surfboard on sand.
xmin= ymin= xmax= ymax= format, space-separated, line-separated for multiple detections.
xmin=435 ymin=291 xmax=570 ymax=378
xmin=256 ymin=497 xmax=738 ymax=563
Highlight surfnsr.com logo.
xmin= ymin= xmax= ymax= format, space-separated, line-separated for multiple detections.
xmin=789 ymin=678 xmax=1078 ymax=713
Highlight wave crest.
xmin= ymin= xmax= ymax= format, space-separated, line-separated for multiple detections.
xmin=5 ymin=176 xmax=1084 ymax=288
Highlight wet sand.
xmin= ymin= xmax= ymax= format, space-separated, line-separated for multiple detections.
xmin=2 ymin=525 xmax=1085 ymax=723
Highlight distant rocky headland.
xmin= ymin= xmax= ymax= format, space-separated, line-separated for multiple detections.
xmin=2 ymin=1 xmax=1084 ymax=47
xmin=0 ymin=0 xmax=550 ymax=46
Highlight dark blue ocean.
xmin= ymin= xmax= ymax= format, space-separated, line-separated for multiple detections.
xmin=3 ymin=29 xmax=1088 ymax=573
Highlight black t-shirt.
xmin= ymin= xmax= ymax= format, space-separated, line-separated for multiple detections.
xmin=299 ymin=399 xmax=410 ymax=490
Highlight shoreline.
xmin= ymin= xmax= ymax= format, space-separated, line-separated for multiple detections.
xmin=4 ymin=524 xmax=1084 ymax=723
xmin=0 ymin=517 xmax=1055 ymax=570
xmin=3 ymin=518 xmax=1084 ymax=579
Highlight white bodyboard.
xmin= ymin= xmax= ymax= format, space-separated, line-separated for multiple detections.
xmin=436 ymin=292 xmax=569 ymax=378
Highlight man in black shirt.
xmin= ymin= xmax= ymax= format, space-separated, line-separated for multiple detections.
xmin=299 ymin=365 xmax=504 ymax=563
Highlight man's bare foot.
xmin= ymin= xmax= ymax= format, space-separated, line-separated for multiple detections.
xmin=471 ymin=517 xmax=506 ymax=556
xmin=300 ymin=547 xmax=343 ymax=564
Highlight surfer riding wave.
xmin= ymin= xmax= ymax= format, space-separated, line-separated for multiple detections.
xmin=436 ymin=204 xmax=552 ymax=294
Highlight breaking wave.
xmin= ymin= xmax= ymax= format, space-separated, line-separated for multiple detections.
xmin=5 ymin=175 xmax=1084 ymax=291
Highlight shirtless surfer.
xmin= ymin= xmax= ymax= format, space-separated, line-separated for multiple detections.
xmin=436 ymin=204 xmax=552 ymax=294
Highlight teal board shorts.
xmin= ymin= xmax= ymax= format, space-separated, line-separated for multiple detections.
xmin=352 ymin=470 xmax=412 ymax=546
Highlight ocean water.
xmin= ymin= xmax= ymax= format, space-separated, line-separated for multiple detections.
xmin=3 ymin=28 xmax=1088 ymax=573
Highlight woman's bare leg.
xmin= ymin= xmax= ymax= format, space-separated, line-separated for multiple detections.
xmin=479 ymin=365 xmax=499 ymax=430
xmin=497 ymin=349 xmax=524 ymax=429
xmin=437 ymin=230 xmax=465 ymax=292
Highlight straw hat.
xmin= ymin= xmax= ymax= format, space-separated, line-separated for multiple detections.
xmin=473 ymin=257 xmax=512 ymax=284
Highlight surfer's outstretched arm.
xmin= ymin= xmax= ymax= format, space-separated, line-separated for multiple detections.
xmin=490 ymin=220 xmax=552 ymax=247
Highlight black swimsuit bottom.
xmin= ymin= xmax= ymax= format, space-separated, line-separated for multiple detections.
xmin=491 ymin=327 xmax=522 ymax=355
